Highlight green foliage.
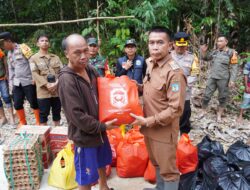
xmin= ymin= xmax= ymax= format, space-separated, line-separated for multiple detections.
xmin=239 ymin=52 xmax=250 ymax=63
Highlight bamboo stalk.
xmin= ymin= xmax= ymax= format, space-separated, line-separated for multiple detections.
xmin=97 ymin=1 xmax=100 ymax=41
xmin=0 ymin=16 xmax=135 ymax=27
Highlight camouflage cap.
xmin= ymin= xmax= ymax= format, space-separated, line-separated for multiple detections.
xmin=87 ymin=37 xmax=98 ymax=45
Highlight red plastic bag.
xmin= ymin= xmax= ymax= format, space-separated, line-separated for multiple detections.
xmin=98 ymin=76 xmax=143 ymax=125
xmin=116 ymin=130 xmax=148 ymax=178
xmin=110 ymin=144 xmax=117 ymax=167
xmin=176 ymin=134 xmax=198 ymax=174
xmin=144 ymin=160 xmax=156 ymax=184
xmin=107 ymin=128 xmax=123 ymax=166
xmin=107 ymin=128 xmax=123 ymax=150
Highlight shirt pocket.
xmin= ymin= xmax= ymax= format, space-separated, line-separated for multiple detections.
xmin=14 ymin=52 xmax=25 ymax=62
xmin=150 ymin=80 xmax=166 ymax=99
xmin=182 ymin=62 xmax=192 ymax=76
xmin=220 ymin=54 xmax=230 ymax=65
xmin=37 ymin=62 xmax=49 ymax=75
xmin=50 ymin=60 xmax=61 ymax=74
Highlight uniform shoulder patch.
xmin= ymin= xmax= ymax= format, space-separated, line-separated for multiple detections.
xmin=171 ymin=83 xmax=179 ymax=92
xmin=169 ymin=61 xmax=180 ymax=70
xmin=20 ymin=43 xmax=33 ymax=59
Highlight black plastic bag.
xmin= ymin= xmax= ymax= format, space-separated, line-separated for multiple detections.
xmin=217 ymin=172 xmax=250 ymax=190
xmin=243 ymin=165 xmax=250 ymax=183
xmin=227 ymin=141 xmax=250 ymax=168
xmin=202 ymin=155 xmax=239 ymax=190
xmin=179 ymin=170 xmax=198 ymax=190
xmin=194 ymin=181 xmax=204 ymax=190
xmin=197 ymin=136 xmax=224 ymax=163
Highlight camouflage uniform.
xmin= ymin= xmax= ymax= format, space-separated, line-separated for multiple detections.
xmin=202 ymin=48 xmax=238 ymax=108
xmin=89 ymin=55 xmax=109 ymax=77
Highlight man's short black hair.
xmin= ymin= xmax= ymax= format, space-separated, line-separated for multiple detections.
xmin=218 ymin=33 xmax=228 ymax=40
xmin=149 ymin=26 xmax=173 ymax=40
xmin=36 ymin=33 xmax=49 ymax=41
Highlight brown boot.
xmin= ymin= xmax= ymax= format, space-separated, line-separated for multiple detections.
xmin=0 ymin=108 xmax=7 ymax=127
xmin=16 ymin=109 xmax=27 ymax=128
xmin=7 ymin=107 xmax=15 ymax=125
xmin=33 ymin=109 xmax=40 ymax=126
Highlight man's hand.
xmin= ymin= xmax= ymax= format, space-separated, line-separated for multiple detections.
xmin=130 ymin=113 xmax=147 ymax=126
xmin=228 ymin=81 xmax=235 ymax=88
xmin=122 ymin=60 xmax=133 ymax=70
xmin=105 ymin=118 xmax=119 ymax=130
xmin=200 ymin=44 xmax=208 ymax=53
xmin=47 ymin=81 xmax=58 ymax=93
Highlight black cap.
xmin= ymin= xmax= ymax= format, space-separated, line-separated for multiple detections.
xmin=174 ymin=32 xmax=189 ymax=46
xmin=125 ymin=39 xmax=136 ymax=47
xmin=0 ymin=32 xmax=12 ymax=41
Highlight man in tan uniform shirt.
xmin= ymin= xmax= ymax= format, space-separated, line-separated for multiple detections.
xmin=30 ymin=34 xmax=63 ymax=126
xmin=131 ymin=26 xmax=186 ymax=190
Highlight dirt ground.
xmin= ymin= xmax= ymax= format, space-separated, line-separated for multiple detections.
xmin=0 ymin=92 xmax=249 ymax=190
xmin=0 ymin=145 xmax=154 ymax=190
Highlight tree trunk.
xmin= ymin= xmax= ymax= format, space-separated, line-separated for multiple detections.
xmin=57 ymin=0 xmax=64 ymax=32
xmin=10 ymin=0 xmax=17 ymax=22
xmin=74 ymin=0 xmax=80 ymax=26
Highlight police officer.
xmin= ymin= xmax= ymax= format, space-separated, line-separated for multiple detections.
xmin=131 ymin=26 xmax=187 ymax=190
xmin=30 ymin=34 xmax=63 ymax=126
xmin=0 ymin=48 xmax=15 ymax=126
xmin=171 ymin=32 xmax=199 ymax=134
xmin=115 ymin=39 xmax=146 ymax=84
xmin=87 ymin=37 xmax=109 ymax=77
xmin=0 ymin=32 xmax=40 ymax=127
xmin=200 ymin=34 xmax=238 ymax=122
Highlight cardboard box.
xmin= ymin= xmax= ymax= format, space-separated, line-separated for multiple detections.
xmin=50 ymin=126 xmax=68 ymax=140
xmin=50 ymin=126 xmax=68 ymax=158
xmin=16 ymin=125 xmax=51 ymax=150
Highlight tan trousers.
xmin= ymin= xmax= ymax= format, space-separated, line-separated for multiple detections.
xmin=144 ymin=136 xmax=180 ymax=181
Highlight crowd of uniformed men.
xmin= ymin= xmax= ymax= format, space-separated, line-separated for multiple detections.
xmin=0 ymin=27 xmax=243 ymax=190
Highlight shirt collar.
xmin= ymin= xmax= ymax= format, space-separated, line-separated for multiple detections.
xmin=126 ymin=54 xmax=137 ymax=61
xmin=156 ymin=53 xmax=172 ymax=68
xmin=38 ymin=52 xmax=53 ymax=59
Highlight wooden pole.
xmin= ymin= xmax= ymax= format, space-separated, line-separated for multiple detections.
xmin=0 ymin=16 xmax=135 ymax=27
